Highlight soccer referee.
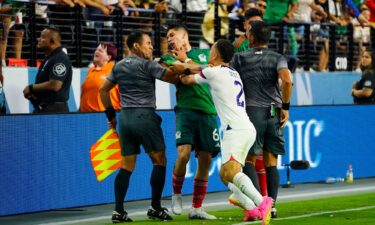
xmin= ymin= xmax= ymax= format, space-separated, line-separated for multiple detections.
xmin=100 ymin=30 xmax=181 ymax=223
xmin=230 ymin=21 xmax=293 ymax=218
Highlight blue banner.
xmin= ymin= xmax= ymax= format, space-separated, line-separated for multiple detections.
xmin=1 ymin=105 xmax=375 ymax=215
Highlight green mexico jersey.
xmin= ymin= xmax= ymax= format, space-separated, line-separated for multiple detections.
xmin=161 ymin=48 xmax=217 ymax=115
xmin=233 ymin=35 xmax=251 ymax=53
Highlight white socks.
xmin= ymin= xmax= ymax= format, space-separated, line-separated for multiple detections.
xmin=228 ymin=182 xmax=256 ymax=210
xmin=233 ymin=172 xmax=263 ymax=206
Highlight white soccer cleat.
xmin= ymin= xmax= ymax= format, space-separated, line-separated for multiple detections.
xmin=228 ymin=193 xmax=246 ymax=210
xmin=188 ymin=207 xmax=217 ymax=220
xmin=171 ymin=194 xmax=183 ymax=215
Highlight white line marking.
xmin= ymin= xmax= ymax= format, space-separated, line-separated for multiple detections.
xmin=232 ymin=205 xmax=375 ymax=225
xmin=37 ymin=185 xmax=375 ymax=225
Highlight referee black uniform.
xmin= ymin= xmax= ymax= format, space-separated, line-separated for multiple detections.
xmin=230 ymin=21 xmax=293 ymax=219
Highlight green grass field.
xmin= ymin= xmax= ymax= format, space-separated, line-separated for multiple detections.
xmin=107 ymin=192 xmax=375 ymax=225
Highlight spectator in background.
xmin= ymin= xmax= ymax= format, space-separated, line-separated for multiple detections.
xmin=292 ymin=0 xmax=327 ymax=39
xmin=80 ymin=42 xmax=121 ymax=112
xmin=254 ymin=0 xmax=267 ymax=15
xmin=263 ymin=0 xmax=299 ymax=63
xmin=352 ymin=49 xmax=375 ymax=104
xmin=135 ymin=0 xmax=169 ymax=33
xmin=365 ymin=0 xmax=375 ymax=26
xmin=23 ymin=27 xmax=72 ymax=113
xmin=233 ymin=8 xmax=263 ymax=52
xmin=0 ymin=0 xmax=25 ymax=66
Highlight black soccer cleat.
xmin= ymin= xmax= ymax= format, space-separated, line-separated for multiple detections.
xmin=147 ymin=206 xmax=173 ymax=221
xmin=112 ymin=211 xmax=133 ymax=223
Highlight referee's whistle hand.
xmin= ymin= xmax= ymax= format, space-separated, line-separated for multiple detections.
xmin=280 ymin=109 xmax=289 ymax=128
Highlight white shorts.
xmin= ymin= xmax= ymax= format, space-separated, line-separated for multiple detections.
xmin=221 ymin=126 xmax=256 ymax=166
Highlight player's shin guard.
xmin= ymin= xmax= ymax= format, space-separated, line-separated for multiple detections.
xmin=150 ymin=165 xmax=166 ymax=211
xmin=233 ymin=172 xmax=263 ymax=206
xmin=192 ymin=179 xmax=207 ymax=208
xmin=114 ymin=169 xmax=132 ymax=213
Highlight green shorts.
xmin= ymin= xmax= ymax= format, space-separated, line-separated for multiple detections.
xmin=118 ymin=108 xmax=165 ymax=156
xmin=246 ymin=106 xmax=285 ymax=156
xmin=175 ymin=108 xmax=220 ymax=157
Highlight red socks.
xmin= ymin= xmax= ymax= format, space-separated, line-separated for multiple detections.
xmin=192 ymin=179 xmax=208 ymax=208
xmin=172 ymin=172 xmax=185 ymax=194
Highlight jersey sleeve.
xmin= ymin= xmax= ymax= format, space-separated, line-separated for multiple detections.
xmin=277 ymin=55 xmax=289 ymax=71
xmin=194 ymin=68 xmax=213 ymax=84
xmin=49 ymin=58 xmax=71 ymax=82
xmin=145 ymin=60 xmax=167 ymax=80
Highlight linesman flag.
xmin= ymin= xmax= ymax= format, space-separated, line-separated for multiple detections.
xmin=90 ymin=129 xmax=122 ymax=182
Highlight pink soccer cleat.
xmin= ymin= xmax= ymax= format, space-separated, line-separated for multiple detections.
xmin=258 ymin=197 xmax=273 ymax=225
xmin=243 ymin=207 xmax=261 ymax=221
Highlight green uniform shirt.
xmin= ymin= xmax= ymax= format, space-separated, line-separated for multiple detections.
xmin=161 ymin=48 xmax=217 ymax=115
xmin=263 ymin=0 xmax=298 ymax=23
xmin=233 ymin=35 xmax=251 ymax=53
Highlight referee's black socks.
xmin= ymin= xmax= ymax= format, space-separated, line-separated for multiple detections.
xmin=114 ymin=168 xmax=132 ymax=213
xmin=266 ymin=166 xmax=280 ymax=202
xmin=243 ymin=162 xmax=260 ymax=192
xmin=150 ymin=165 xmax=166 ymax=211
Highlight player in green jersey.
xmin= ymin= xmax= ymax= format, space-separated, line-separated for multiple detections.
xmin=161 ymin=25 xmax=220 ymax=220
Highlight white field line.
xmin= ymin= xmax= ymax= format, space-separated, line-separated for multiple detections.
xmin=232 ymin=205 xmax=375 ymax=225
xmin=37 ymin=185 xmax=375 ymax=225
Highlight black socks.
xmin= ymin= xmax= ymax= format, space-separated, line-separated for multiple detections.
xmin=266 ymin=166 xmax=279 ymax=202
xmin=243 ymin=162 xmax=260 ymax=192
xmin=114 ymin=168 xmax=132 ymax=213
xmin=150 ymin=165 xmax=166 ymax=211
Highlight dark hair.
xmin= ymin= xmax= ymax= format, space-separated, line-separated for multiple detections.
xmin=100 ymin=42 xmax=118 ymax=60
xmin=126 ymin=30 xmax=147 ymax=50
xmin=249 ymin=20 xmax=270 ymax=45
xmin=215 ymin=39 xmax=234 ymax=63
xmin=167 ymin=24 xmax=189 ymax=35
xmin=44 ymin=26 xmax=61 ymax=43
xmin=361 ymin=49 xmax=375 ymax=75
xmin=244 ymin=8 xmax=263 ymax=20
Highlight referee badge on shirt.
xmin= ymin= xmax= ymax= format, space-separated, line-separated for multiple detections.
xmin=53 ymin=63 xmax=67 ymax=77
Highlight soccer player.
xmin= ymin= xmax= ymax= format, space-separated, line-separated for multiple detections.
xmin=232 ymin=7 xmax=269 ymax=200
xmin=179 ymin=39 xmax=273 ymax=225
xmin=231 ymin=21 xmax=294 ymax=220
xmin=233 ymin=8 xmax=263 ymax=53
xmin=100 ymin=30 xmax=182 ymax=223
xmin=161 ymin=25 xmax=220 ymax=220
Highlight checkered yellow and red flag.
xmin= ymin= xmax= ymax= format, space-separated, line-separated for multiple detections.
xmin=90 ymin=129 xmax=122 ymax=182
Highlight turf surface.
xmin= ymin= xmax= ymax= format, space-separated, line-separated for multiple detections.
xmin=106 ymin=192 xmax=375 ymax=225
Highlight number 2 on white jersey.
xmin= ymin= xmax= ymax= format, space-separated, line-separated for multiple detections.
xmin=234 ymin=80 xmax=244 ymax=107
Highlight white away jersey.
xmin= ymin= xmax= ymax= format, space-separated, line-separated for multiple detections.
xmin=194 ymin=65 xmax=252 ymax=129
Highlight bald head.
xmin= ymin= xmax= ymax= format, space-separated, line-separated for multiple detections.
xmin=37 ymin=27 xmax=62 ymax=53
